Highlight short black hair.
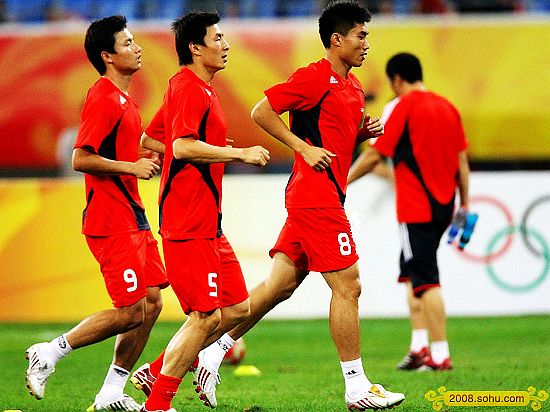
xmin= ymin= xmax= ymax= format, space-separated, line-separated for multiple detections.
xmin=318 ymin=1 xmax=371 ymax=49
xmin=84 ymin=15 xmax=127 ymax=75
xmin=386 ymin=52 xmax=423 ymax=83
xmin=172 ymin=11 xmax=221 ymax=66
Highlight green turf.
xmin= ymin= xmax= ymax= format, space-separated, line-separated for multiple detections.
xmin=1 ymin=316 xmax=549 ymax=411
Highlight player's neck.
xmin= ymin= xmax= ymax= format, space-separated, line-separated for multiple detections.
xmin=186 ymin=63 xmax=217 ymax=85
xmin=401 ymin=81 xmax=426 ymax=96
xmin=102 ymin=71 xmax=132 ymax=94
xmin=325 ymin=53 xmax=351 ymax=79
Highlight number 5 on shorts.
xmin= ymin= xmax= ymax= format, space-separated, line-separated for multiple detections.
xmin=338 ymin=232 xmax=352 ymax=256
xmin=208 ymin=272 xmax=218 ymax=297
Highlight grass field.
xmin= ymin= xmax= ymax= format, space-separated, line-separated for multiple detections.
xmin=2 ymin=316 xmax=549 ymax=412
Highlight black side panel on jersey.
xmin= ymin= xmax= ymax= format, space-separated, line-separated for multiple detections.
xmin=97 ymin=115 xmax=150 ymax=230
xmin=290 ymin=90 xmax=346 ymax=206
xmin=82 ymin=188 xmax=94 ymax=226
xmin=193 ymin=108 xmax=223 ymax=237
xmin=393 ymin=123 xmax=454 ymax=221
xmin=159 ymin=108 xmax=223 ymax=237
xmin=159 ymin=158 xmax=187 ymax=230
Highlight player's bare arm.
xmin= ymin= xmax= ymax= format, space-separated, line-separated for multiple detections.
xmin=73 ymin=147 xmax=160 ymax=180
xmin=173 ymin=136 xmax=269 ymax=166
xmin=141 ymin=132 xmax=165 ymax=154
xmin=251 ymin=96 xmax=335 ymax=172
xmin=457 ymin=150 xmax=470 ymax=210
xmin=347 ymin=146 xmax=383 ymax=184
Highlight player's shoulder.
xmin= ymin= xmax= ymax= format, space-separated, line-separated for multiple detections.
xmin=84 ymin=78 xmax=124 ymax=112
xmin=289 ymin=59 xmax=345 ymax=92
xmin=170 ymin=68 xmax=213 ymax=101
xmin=423 ymin=91 xmax=460 ymax=114
xmin=289 ymin=59 xmax=328 ymax=81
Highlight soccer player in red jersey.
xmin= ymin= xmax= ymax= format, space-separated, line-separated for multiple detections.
xmin=25 ymin=16 xmax=168 ymax=411
xmin=135 ymin=11 xmax=269 ymax=412
xmin=156 ymin=2 xmax=404 ymax=411
xmin=348 ymin=52 xmax=471 ymax=371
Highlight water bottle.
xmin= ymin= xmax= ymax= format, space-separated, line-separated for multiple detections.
xmin=458 ymin=212 xmax=478 ymax=250
xmin=447 ymin=207 xmax=467 ymax=244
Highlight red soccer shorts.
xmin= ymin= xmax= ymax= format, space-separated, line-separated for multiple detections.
xmin=162 ymin=234 xmax=248 ymax=315
xmin=270 ymin=208 xmax=359 ymax=273
xmin=86 ymin=230 xmax=167 ymax=308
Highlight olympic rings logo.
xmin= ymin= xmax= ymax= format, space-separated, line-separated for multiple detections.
xmin=453 ymin=195 xmax=550 ymax=293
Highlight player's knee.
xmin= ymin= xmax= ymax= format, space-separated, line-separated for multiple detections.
xmin=339 ymin=278 xmax=362 ymax=301
xmin=118 ymin=303 xmax=146 ymax=331
xmin=273 ymin=283 xmax=296 ymax=304
xmin=232 ymin=303 xmax=250 ymax=325
xmin=200 ymin=309 xmax=222 ymax=333
xmin=147 ymin=295 xmax=163 ymax=319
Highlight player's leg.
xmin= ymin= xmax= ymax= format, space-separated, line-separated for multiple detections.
xmin=396 ymin=280 xmax=430 ymax=370
xmin=143 ymin=237 xmax=223 ymax=411
xmin=89 ymin=286 xmax=164 ymax=411
xmin=194 ymin=252 xmax=307 ymax=408
xmin=25 ymin=296 xmax=147 ymax=402
xmin=26 ymin=232 xmax=151 ymax=397
xmin=307 ymin=206 xmax=403 ymax=410
xmin=406 ymin=222 xmax=452 ymax=371
xmin=419 ymin=285 xmax=451 ymax=370
xmin=232 ymin=252 xmax=307 ymax=338
xmin=322 ymin=264 xmax=404 ymax=410
xmin=144 ymin=309 xmax=221 ymax=411
xmin=88 ymin=231 xmax=167 ymax=411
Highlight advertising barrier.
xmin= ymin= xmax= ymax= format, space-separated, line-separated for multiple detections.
xmin=0 ymin=171 xmax=549 ymax=321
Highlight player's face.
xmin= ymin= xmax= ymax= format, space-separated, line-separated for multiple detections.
xmin=110 ymin=28 xmax=142 ymax=74
xmin=339 ymin=22 xmax=369 ymax=68
xmin=200 ymin=24 xmax=230 ymax=72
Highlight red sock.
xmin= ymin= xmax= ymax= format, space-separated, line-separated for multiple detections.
xmin=145 ymin=373 xmax=182 ymax=411
xmin=149 ymin=351 xmax=165 ymax=378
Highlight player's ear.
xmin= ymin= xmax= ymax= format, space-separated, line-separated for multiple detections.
xmin=101 ymin=50 xmax=113 ymax=65
xmin=330 ymin=32 xmax=342 ymax=47
xmin=189 ymin=42 xmax=201 ymax=58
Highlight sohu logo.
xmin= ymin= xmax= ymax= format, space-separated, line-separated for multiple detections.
xmin=453 ymin=194 xmax=550 ymax=293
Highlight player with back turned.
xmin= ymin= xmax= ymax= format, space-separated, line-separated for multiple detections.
xmin=348 ymin=52 xmax=470 ymax=371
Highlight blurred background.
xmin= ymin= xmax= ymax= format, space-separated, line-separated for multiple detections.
xmin=1 ymin=1 xmax=549 ymax=322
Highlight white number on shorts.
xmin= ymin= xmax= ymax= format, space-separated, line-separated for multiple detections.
xmin=123 ymin=269 xmax=138 ymax=292
xmin=338 ymin=232 xmax=352 ymax=256
xmin=208 ymin=272 xmax=218 ymax=297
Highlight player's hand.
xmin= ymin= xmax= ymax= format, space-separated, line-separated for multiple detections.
xmin=133 ymin=158 xmax=160 ymax=180
xmin=240 ymin=146 xmax=270 ymax=166
xmin=226 ymin=138 xmax=235 ymax=148
xmin=361 ymin=114 xmax=384 ymax=138
xmin=301 ymin=145 xmax=336 ymax=171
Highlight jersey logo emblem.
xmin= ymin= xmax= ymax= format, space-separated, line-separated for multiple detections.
xmin=329 ymin=75 xmax=339 ymax=84
xmin=119 ymin=95 xmax=127 ymax=105
xmin=205 ymin=88 xmax=212 ymax=97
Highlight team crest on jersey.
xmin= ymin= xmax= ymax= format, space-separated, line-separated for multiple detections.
xmin=329 ymin=75 xmax=339 ymax=84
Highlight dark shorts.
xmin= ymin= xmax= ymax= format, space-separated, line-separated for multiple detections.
xmin=397 ymin=219 xmax=450 ymax=297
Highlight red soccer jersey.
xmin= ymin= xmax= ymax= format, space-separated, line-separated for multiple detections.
xmin=373 ymin=90 xmax=468 ymax=223
xmin=265 ymin=58 xmax=365 ymax=208
xmin=75 ymin=77 xmax=149 ymax=236
xmin=146 ymin=67 xmax=226 ymax=240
